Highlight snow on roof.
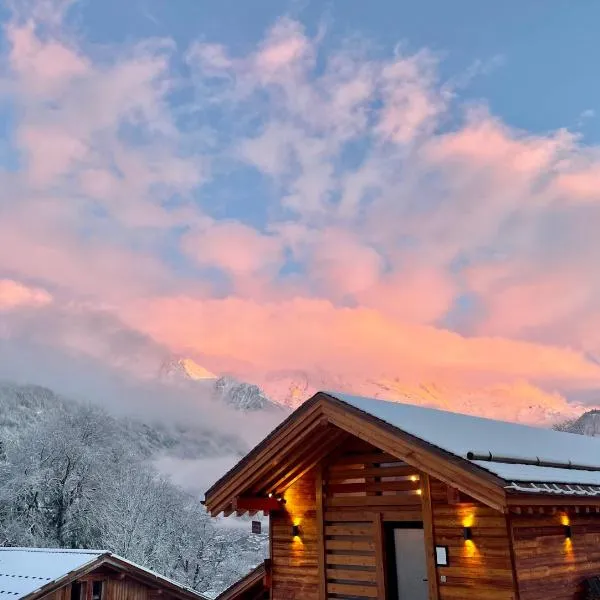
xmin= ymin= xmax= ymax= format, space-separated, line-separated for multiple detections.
xmin=0 ymin=549 xmax=208 ymax=600
xmin=330 ymin=391 xmax=600 ymax=487
xmin=0 ymin=548 xmax=105 ymax=598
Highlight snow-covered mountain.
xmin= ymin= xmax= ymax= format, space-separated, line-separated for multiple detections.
xmin=249 ymin=369 xmax=586 ymax=426
xmin=556 ymin=410 xmax=600 ymax=436
xmin=158 ymin=356 xmax=284 ymax=414
xmin=157 ymin=355 xmax=586 ymax=426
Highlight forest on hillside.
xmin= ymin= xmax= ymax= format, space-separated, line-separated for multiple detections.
xmin=0 ymin=385 xmax=267 ymax=598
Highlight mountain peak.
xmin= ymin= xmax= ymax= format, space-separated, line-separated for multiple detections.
xmin=159 ymin=356 xmax=217 ymax=382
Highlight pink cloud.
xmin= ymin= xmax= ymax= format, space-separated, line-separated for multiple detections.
xmin=300 ymin=228 xmax=383 ymax=297
xmin=19 ymin=125 xmax=88 ymax=185
xmin=182 ymin=222 xmax=283 ymax=278
xmin=255 ymin=19 xmax=311 ymax=73
xmin=556 ymin=166 xmax=600 ymax=203
xmin=357 ymin=265 xmax=456 ymax=325
xmin=466 ymin=263 xmax=591 ymax=338
xmin=0 ymin=279 xmax=52 ymax=311
xmin=376 ymin=51 xmax=444 ymax=144
xmin=7 ymin=22 xmax=89 ymax=93
xmin=426 ymin=110 xmax=570 ymax=175
xmin=127 ymin=295 xmax=600 ymax=389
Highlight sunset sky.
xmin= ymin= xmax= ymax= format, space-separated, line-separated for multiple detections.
xmin=2 ymin=0 xmax=600 ymax=418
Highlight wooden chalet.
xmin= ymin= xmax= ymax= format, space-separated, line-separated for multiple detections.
xmin=0 ymin=548 xmax=208 ymax=600
xmin=205 ymin=391 xmax=600 ymax=600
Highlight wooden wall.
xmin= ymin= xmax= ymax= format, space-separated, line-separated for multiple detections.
xmin=511 ymin=510 xmax=600 ymax=600
xmin=41 ymin=570 xmax=175 ymax=600
xmin=271 ymin=468 xmax=320 ymax=600
xmin=322 ymin=439 xmax=422 ymax=600
xmin=269 ymin=437 xmax=543 ymax=600
xmin=430 ymin=480 xmax=517 ymax=600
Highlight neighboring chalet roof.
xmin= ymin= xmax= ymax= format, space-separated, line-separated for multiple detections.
xmin=215 ymin=561 xmax=269 ymax=600
xmin=0 ymin=548 xmax=208 ymax=600
xmin=204 ymin=391 xmax=600 ymax=515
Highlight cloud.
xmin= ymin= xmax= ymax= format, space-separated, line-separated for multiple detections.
xmin=3 ymin=3 xmax=600 ymax=426
xmin=182 ymin=221 xmax=284 ymax=280
xmin=127 ymin=295 xmax=600 ymax=387
xmin=0 ymin=280 xmax=52 ymax=311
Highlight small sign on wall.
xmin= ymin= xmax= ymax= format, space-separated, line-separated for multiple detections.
xmin=435 ymin=545 xmax=449 ymax=567
xmin=251 ymin=520 xmax=262 ymax=534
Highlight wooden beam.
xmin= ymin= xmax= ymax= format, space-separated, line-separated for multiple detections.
xmin=505 ymin=514 xmax=521 ymax=600
xmin=373 ymin=512 xmax=387 ymax=599
xmin=233 ymin=496 xmax=283 ymax=512
xmin=275 ymin=430 xmax=349 ymax=494
xmin=315 ymin=463 xmax=326 ymax=600
xmin=421 ymin=473 xmax=440 ymax=600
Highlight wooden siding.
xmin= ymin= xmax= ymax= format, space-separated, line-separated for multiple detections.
xmin=41 ymin=570 xmax=177 ymax=600
xmin=322 ymin=439 xmax=422 ymax=600
xmin=271 ymin=468 xmax=320 ymax=600
xmin=430 ymin=480 xmax=517 ymax=600
xmin=511 ymin=510 xmax=600 ymax=600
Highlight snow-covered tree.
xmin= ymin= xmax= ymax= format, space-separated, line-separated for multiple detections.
xmin=0 ymin=394 xmax=267 ymax=596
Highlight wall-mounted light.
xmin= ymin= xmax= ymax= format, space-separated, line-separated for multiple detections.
xmin=564 ymin=525 xmax=572 ymax=539
xmin=291 ymin=524 xmax=301 ymax=537
xmin=463 ymin=526 xmax=472 ymax=541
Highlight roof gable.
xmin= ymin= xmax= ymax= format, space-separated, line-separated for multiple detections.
xmin=204 ymin=392 xmax=507 ymax=514
xmin=204 ymin=391 xmax=600 ymax=515
xmin=0 ymin=548 xmax=208 ymax=600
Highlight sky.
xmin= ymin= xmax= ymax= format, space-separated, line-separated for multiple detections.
xmin=2 ymin=0 xmax=600 ymax=421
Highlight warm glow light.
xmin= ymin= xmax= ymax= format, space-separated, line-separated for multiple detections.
xmin=410 ymin=475 xmax=418 ymax=482
xmin=561 ymin=514 xmax=570 ymax=526
xmin=416 ymin=489 xmax=422 ymax=495
xmin=464 ymin=539 xmax=477 ymax=558
xmin=462 ymin=514 xmax=474 ymax=528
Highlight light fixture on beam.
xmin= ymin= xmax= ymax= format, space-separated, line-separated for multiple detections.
xmin=463 ymin=526 xmax=472 ymax=541
xmin=291 ymin=524 xmax=301 ymax=537
xmin=564 ymin=525 xmax=572 ymax=539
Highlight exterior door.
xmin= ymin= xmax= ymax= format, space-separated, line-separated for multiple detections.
xmin=392 ymin=527 xmax=429 ymax=600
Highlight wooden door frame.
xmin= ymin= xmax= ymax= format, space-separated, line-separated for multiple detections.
xmin=383 ymin=521 xmax=427 ymax=600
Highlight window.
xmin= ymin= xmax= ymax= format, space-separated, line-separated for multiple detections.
xmin=71 ymin=583 xmax=84 ymax=600
xmin=92 ymin=581 xmax=103 ymax=600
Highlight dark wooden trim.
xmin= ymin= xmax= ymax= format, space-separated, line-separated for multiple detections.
xmin=505 ymin=514 xmax=521 ymax=600
xmin=234 ymin=496 xmax=282 ymax=512
xmin=421 ymin=473 xmax=440 ymax=600
xmin=315 ymin=463 xmax=327 ymax=600
xmin=373 ymin=512 xmax=387 ymax=599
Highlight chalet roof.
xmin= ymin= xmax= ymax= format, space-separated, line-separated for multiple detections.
xmin=0 ymin=548 xmax=208 ymax=600
xmin=204 ymin=391 xmax=600 ymax=515
xmin=337 ymin=392 xmax=600 ymax=487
